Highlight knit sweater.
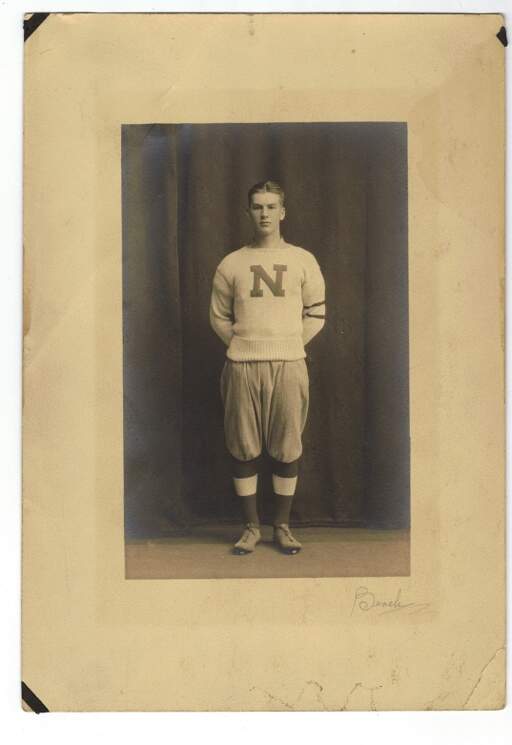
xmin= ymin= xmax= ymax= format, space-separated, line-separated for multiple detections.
xmin=209 ymin=240 xmax=326 ymax=361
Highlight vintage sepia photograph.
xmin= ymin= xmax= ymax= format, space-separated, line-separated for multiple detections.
xmin=21 ymin=11 xmax=505 ymax=713
xmin=122 ymin=122 xmax=410 ymax=579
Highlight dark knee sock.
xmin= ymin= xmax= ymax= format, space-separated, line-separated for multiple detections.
xmin=241 ymin=495 xmax=260 ymax=526
xmin=231 ymin=455 xmax=260 ymax=478
xmin=269 ymin=457 xmax=300 ymax=478
xmin=273 ymin=494 xmax=295 ymax=526
xmin=270 ymin=457 xmax=300 ymax=526
xmin=231 ymin=457 xmax=260 ymax=525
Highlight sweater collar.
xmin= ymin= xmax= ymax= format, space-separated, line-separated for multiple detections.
xmin=245 ymin=238 xmax=289 ymax=250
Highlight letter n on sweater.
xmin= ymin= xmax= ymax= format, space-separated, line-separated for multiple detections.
xmin=250 ymin=264 xmax=287 ymax=297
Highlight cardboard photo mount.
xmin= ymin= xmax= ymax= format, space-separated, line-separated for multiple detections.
xmin=23 ymin=13 xmax=505 ymax=711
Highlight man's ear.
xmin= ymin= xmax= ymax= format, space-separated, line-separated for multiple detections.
xmin=280 ymin=206 xmax=286 ymax=221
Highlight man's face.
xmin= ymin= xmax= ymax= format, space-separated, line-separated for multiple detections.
xmin=248 ymin=192 xmax=285 ymax=237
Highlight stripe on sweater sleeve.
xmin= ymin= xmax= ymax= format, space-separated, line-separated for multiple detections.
xmin=302 ymin=255 xmax=326 ymax=346
xmin=210 ymin=268 xmax=234 ymax=347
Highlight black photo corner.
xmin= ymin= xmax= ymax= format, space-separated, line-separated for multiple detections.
xmin=122 ymin=123 xmax=409 ymax=543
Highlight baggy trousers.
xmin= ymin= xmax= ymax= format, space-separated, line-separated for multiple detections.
xmin=220 ymin=359 xmax=309 ymax=463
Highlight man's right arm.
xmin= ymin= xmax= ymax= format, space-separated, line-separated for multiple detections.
xmin=209 ymin=268 xmax=235 ymax=347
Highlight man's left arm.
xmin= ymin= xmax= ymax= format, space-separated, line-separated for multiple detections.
xmin=302 ymin=256 xmax=326 ymax=345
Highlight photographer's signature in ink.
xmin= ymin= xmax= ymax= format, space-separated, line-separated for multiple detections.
xmin=350 ymin=586 xmax=430 ymax=616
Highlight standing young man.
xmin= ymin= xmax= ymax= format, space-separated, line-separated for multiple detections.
xmin=209 ymin=180 xmax=326 ymax=555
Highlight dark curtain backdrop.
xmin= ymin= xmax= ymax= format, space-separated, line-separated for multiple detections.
xmin=122 ymin=123 xmax=409 ymax=537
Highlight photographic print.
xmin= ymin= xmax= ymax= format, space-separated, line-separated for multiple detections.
xmin=23 ymin=13 xmax=504 ymax=711
xmin=122 ymin=122 xmax=410 ymax=579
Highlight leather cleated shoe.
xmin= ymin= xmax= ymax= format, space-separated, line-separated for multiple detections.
xmin=233 ymin=523 xmax=261 ymax=555
xmin=273 ymin=524 xmax=302 ymax=555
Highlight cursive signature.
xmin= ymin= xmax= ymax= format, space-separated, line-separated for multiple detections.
xmin=350 ymin=586 xmax=430 ymax=616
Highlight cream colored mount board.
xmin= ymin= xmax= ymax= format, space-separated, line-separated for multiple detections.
xmin=22 ymin=13 xmax=505 ymax=711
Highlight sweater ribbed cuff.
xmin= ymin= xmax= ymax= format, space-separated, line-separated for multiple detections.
xmin=227 ymin=336 xmax=306 ymax=361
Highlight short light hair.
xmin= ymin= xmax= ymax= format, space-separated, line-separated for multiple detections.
xmin=247 ymin=180 xmax=285 ymax=207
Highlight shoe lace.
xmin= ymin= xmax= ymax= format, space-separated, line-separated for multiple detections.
xmin=241 ymin=524 xmax=259 ymax=542
xmin=276 ymin=524 xmax=295 ymax=541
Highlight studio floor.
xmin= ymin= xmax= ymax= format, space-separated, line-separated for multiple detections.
xmin=125 ymin=526 xmax=410 ymax=579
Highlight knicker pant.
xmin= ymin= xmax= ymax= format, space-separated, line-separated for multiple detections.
xmin=220 ymin=359 xmax=309 ymax=463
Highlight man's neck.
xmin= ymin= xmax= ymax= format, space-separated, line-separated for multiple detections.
xmin=251 ymin=233 xmax=284 ymax=249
